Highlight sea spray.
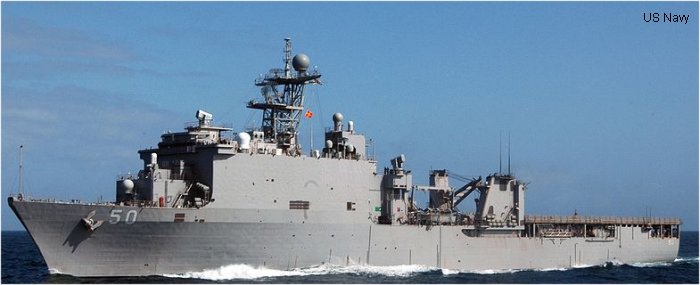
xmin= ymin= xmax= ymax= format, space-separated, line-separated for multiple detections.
xmin=164 ymin=263 xmax=436 ymax=280
xmin=164 ymin=264 xmax=306 ymax=280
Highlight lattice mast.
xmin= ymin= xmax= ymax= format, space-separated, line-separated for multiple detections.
xmin=248 ymin=38 xmax=321 ymax=154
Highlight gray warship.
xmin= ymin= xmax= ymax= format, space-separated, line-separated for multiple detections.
xmin=8 ymin=39 xmax=682 ymax=277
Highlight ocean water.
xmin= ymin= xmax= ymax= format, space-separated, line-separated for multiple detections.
xmin=2 ymin=231 xmax=697 ymax=284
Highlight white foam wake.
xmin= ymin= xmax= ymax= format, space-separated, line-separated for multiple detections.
xmin=448 ymin=263 xmax=601 ymax=275
xmin=674 ymin=256 xmax=700 ymax=263
xmin=164 ymin=263 xmax=435 ymax=280
xmin=305 ymin=263 xmax=434 ymax=277
xmin=164 ymin=257 xmax=700 ymax=280
xmin=458 ymin=266 xmax=574 ymax=275
xmin=462 ymin=268 xmax=525 ymax=274
xmin=440 ymin=268 xmax=460 ymax=275
xmin=163 ymin=264 xmax=306 ymax=280
xmin=630 ymin=256 xmax=699 ymax=268
xmin=629 ymin=260 xmax=674 ymax=268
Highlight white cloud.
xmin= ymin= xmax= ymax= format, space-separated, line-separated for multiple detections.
xmin=2 ymin=85 xmax=181 ymax=166
xmin=3 ymin=17 xmax=137 ymax=61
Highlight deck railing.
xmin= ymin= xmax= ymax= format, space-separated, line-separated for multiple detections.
xmin=525 ymin=215 xmax=681 ymax=225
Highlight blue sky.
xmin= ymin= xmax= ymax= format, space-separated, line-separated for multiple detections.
xmin=2 ymin=2 xmax=697 ymax=231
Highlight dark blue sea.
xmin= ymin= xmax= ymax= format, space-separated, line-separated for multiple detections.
xmin=2 ymin=230 xmax=697 ymax=283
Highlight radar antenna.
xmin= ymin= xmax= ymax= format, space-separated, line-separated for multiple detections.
xmin=247 ymin=38 xmax=321 ymax=153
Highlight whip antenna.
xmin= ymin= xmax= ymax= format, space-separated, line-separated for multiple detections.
xmin=499 ymin=132 xmax=502 ymax=175
xmin=19 ymin=145 xmax=24 ymax=196
xmin=508 ymin=132 xmax=511 ymax=176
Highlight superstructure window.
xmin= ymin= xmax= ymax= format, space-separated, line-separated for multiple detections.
xmin=347 ymin=202 xmax=356 ymax=211
xmin=289 ymin=200 xmax=310 ymax=210
xmin=174 ymin=213 xmax=185 ymax=222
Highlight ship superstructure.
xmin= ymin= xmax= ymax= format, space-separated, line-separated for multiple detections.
xmin=9 ymin=39 xmax=681 ymax=277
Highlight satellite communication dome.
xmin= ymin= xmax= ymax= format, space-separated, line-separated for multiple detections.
xmin=122 ymin=179 xmax=134 ymax=193
xmin=332 ymin=112 xmax=344 ymax=123
xmin=292 ymin=54 xmax=311 ymax=72
xmin=237 ymin=132 xmax=251 ymax=150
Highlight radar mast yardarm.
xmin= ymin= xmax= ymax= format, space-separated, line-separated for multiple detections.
xmin=248 ymin=38 xmax=321 ymax=155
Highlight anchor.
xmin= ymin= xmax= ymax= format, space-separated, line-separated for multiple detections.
xmin=81 ymin=210 xmax=104 ymax=232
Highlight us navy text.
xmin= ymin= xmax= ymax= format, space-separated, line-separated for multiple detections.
xmin=644 ymin=13 xmax=690 ymax=24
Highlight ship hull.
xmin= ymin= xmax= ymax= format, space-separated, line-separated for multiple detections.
xmin=9 ymin=198 xmax=679 ymax=277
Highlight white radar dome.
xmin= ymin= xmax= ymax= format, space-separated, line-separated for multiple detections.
xmin=332 ymin=113 xmax=344 ymax=123
xmin=237 ymin=132 xmax=251 ymax=150
xmin=292 ymin=54 xmax=311 ymax=72
xmin=122 ymin=179 xmax=134 ymax=193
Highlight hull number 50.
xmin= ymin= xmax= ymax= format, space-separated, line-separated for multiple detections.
xmin=109 ymin=209 xmax=138 ymax=224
